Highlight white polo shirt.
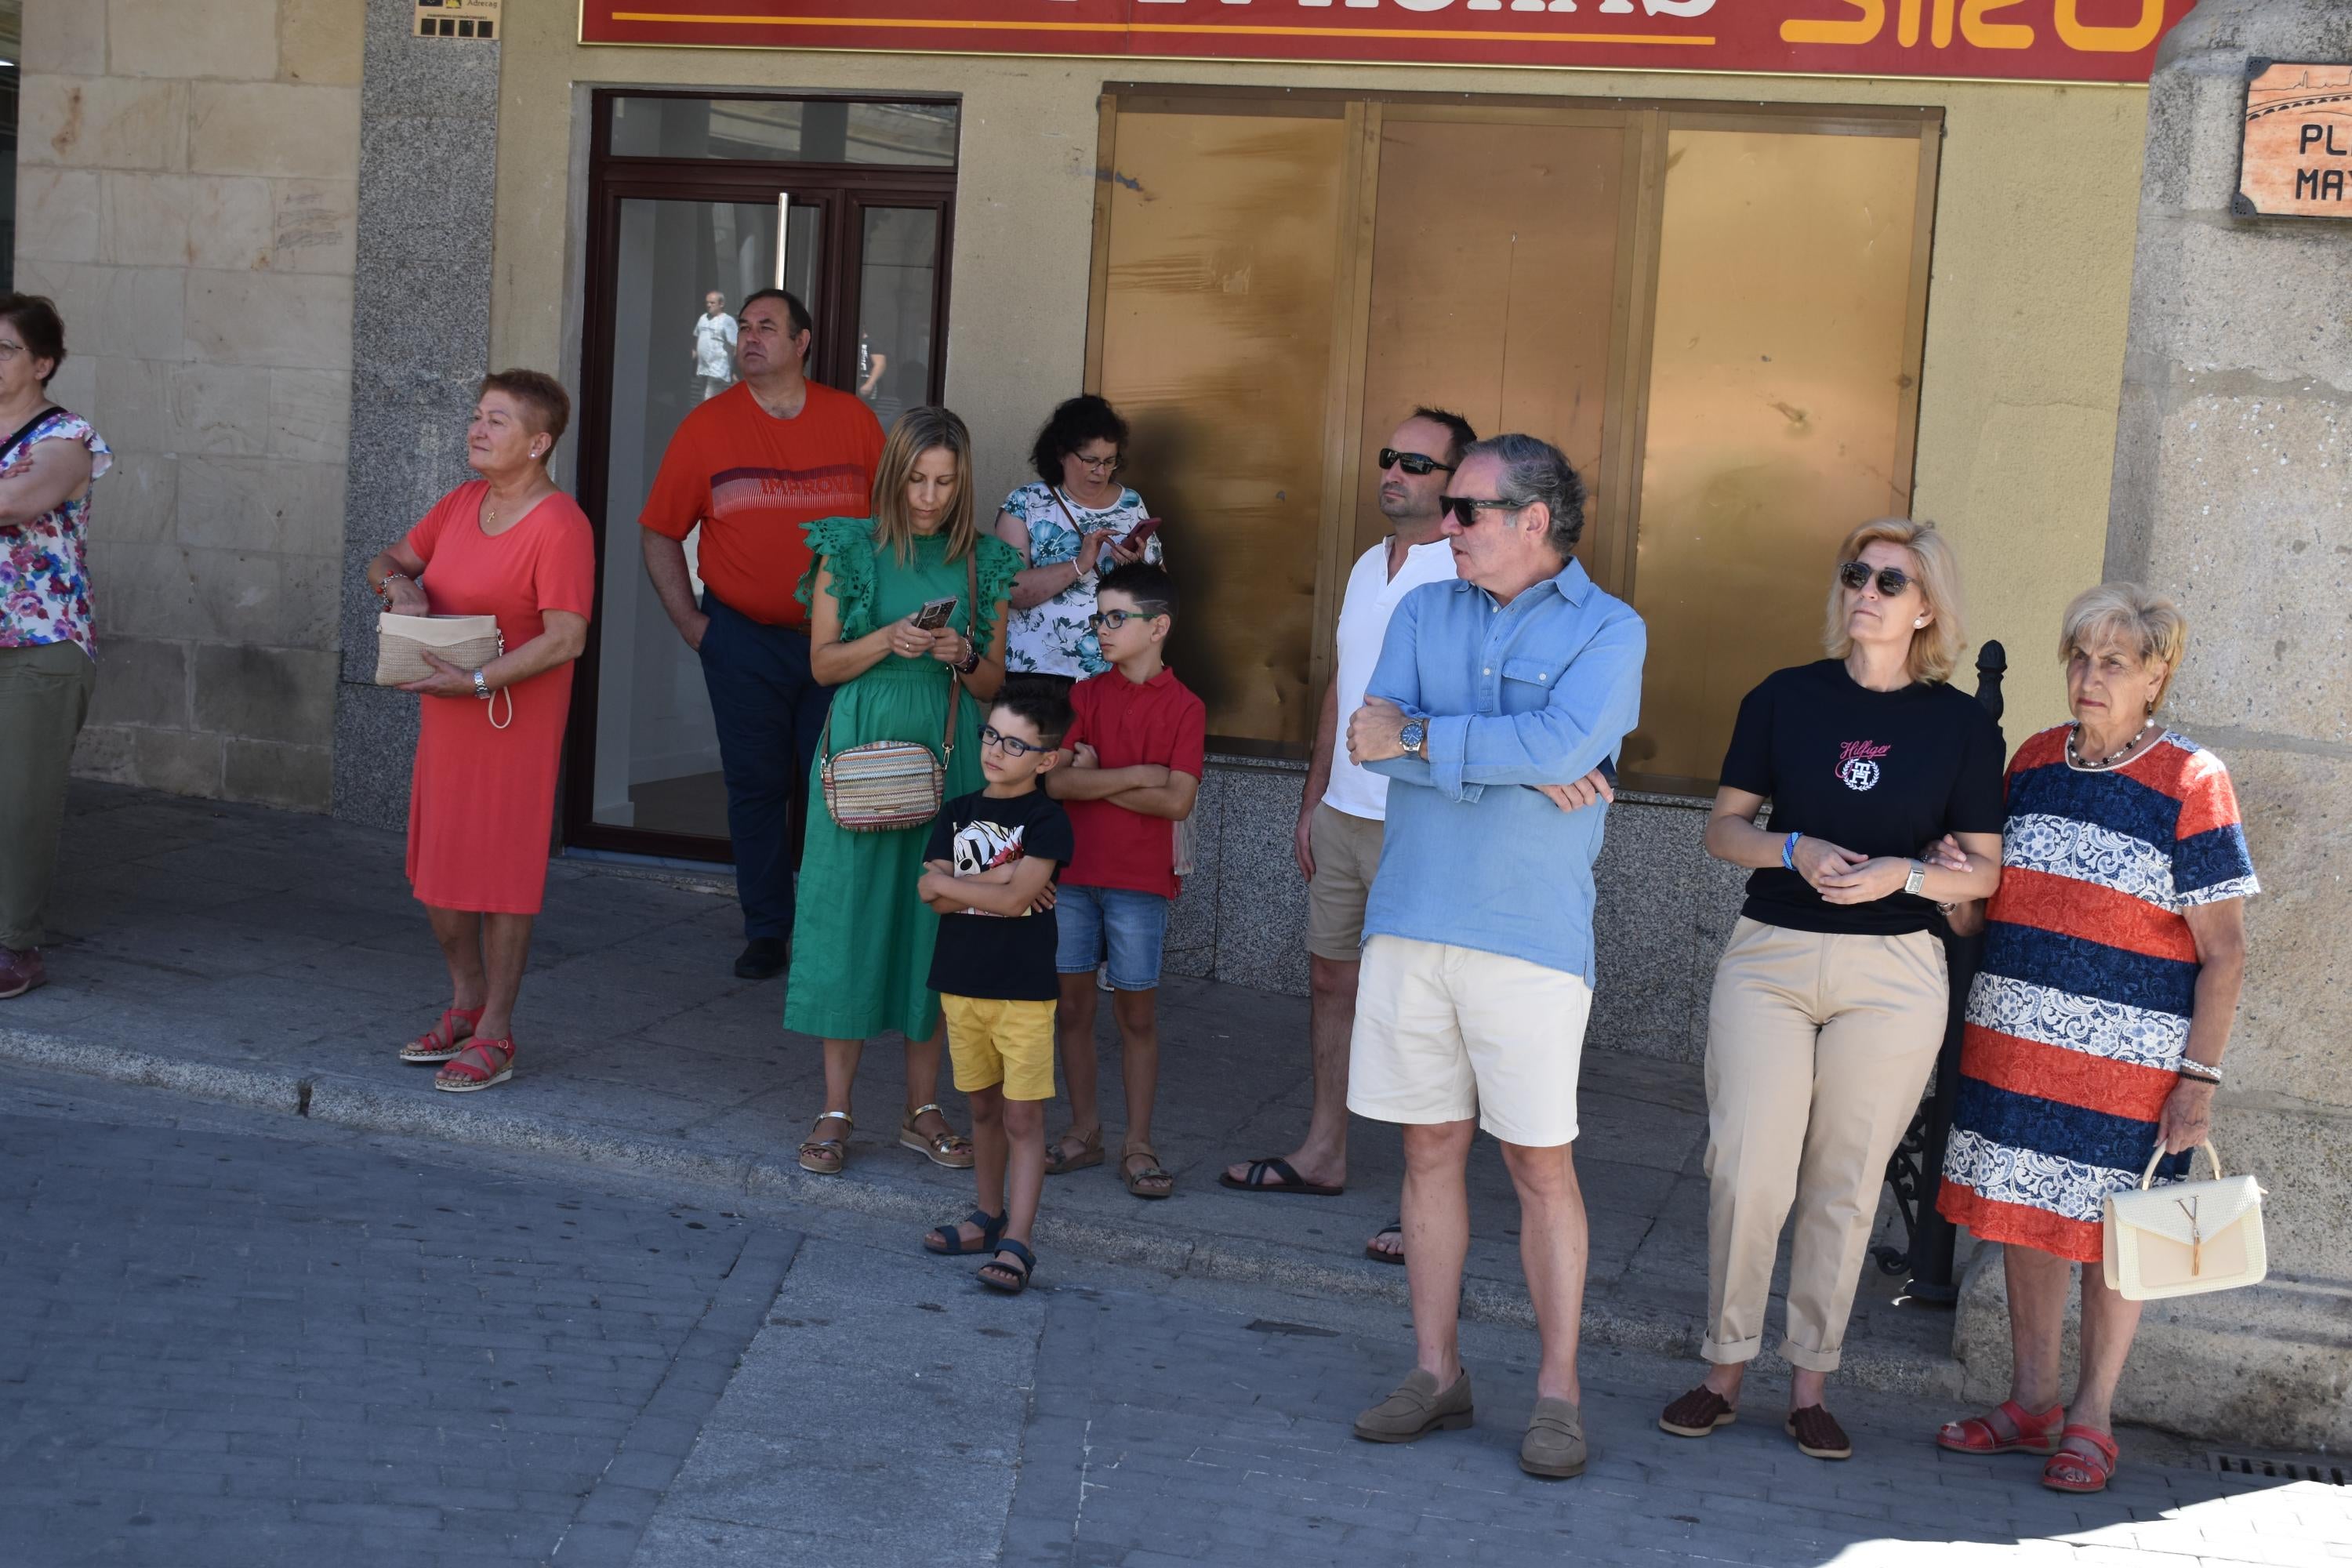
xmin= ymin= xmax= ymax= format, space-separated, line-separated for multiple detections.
xmin=1321 ymin=535 xmax=1458 ymax=822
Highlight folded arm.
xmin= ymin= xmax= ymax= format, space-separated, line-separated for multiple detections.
xmin=0 ymin=437 xmax=95 ymax=530
xmin=918 ymin=856 xmax=1060 ymax=917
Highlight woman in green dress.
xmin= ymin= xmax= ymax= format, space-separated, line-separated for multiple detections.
xmin=786 ymin=406 xmax=1023 ymax=1175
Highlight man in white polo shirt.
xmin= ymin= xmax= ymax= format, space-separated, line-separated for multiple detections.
xmin=1220 ymin=408 xmax=1474 ymax=1250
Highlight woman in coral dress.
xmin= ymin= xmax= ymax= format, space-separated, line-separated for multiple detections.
xmin=364 ymin=371 xmax=596 ymax=1094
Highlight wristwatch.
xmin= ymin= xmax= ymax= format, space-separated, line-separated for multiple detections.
xmin=1903 ymin=859 xmax=1928 ymax=898
xmin=1400 ymin=719 xmax=1427 ymax=760
xmin=470 ymin=668 xmax=492 ymax=701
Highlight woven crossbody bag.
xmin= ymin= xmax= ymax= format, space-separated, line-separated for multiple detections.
xmin=818 ymin=553 xmax=976 ymax=833
xmin=2102 ymin=1138 xmax=2267 ymax=1302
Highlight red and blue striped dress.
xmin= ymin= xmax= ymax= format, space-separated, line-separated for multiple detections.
xmin=1936 ymin=724 xmax=2259 ymax=1263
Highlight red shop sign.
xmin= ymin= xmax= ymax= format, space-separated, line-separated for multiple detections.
xmin=582 ymin=1 xmax=2196 ymax=85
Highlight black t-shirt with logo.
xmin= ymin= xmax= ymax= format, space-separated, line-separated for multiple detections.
xmin=924 ymin=788 xmax=1076 ymax=1001
xmin=1717 ymin=659 xmax=2005 ymax=936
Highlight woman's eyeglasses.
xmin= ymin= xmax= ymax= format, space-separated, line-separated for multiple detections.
xmin=1087 ymin=608 xmax=1155 ymax=631
xmin=1838 ymin=561 xmax=1915 ymax=597
xmin=1442 ymin=496 xmax=1518 ymax=528
xmin=1073 ymin=452 xmax=1125 ymax=474
xmin=978 ymin=725 xmax=1051 ymax=757
xmin=1379 ymin=448 xmax=1456 ymax=477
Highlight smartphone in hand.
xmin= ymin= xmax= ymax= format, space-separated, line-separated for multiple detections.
xmin=912 ymin=596 xmax=958 ymax=631
xmin=1122 ymin=517 xmax=1163 ymax=550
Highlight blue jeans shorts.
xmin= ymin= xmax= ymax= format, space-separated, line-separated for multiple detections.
xmin=1054 ymin=885 xmax=1171 ymax=992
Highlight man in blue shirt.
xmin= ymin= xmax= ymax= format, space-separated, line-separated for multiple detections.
xmin=1341 ymin=433 xmax=1646 ymax=1481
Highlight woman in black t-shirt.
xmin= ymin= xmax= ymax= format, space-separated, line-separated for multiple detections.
xmin=1657 ymin=519 xmax=2005 ymax=1464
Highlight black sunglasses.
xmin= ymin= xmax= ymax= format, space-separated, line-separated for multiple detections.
xmin=1838 ymin=561 xmax=1915 ymax=597
xmin=1442 ymin=496 xmax=1519 ymax=528
xmin=1379 ymin=448 xmax=1456 ymax=478
xmin=978 ymin=724 xmax=1051 ymax=758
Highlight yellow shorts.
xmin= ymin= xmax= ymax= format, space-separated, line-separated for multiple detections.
xmin=940 ymin=994 xmax=1058 ymax=1102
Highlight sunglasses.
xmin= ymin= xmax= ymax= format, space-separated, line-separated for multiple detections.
xmin=1442 ymin=496 xmax=1519 ymax=528
xmin=978 ymin=724 xmax=1051 ymax=758
xmin=1086 ymin=608 xmax=1158 ymax=631
xmin=1379 ymin=448 xmax=1456 ymax=477
xmin=1838 ymin=561 xmax=1915 ymax=597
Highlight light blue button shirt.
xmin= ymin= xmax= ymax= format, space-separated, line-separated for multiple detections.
xmin=1361 ymin=557 xmax=1646 ymax=983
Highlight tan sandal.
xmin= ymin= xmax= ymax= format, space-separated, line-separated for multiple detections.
xmin=898 ymin=1103 xmax=974 ymax=1170
xmin=399 ymin=1005 xmax=482 ymax=1064
xmin=1044 ymin=1127 xmax=1104 ymax=1176
xmin=799 ymin=1110 xmax=853 ymax=1175
xmin=1121 ymin=1142 xmax=1174 ymax=1200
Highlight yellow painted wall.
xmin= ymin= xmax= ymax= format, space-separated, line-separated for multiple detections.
xmin=489 ymin=0 xmax=2148 ymax=735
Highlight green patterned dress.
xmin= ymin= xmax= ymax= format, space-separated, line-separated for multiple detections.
xmin=782 ymin=518 xmax=1023 ymax=1042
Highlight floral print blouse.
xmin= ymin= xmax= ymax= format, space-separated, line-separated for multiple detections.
xmin=0 ymin=410 xmax=112 ymax=659
xmin=998 ymin=482 xmax=1163 ymax=678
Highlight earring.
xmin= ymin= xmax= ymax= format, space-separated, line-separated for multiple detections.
xmin=1914 ymin=616 xmax=1926 ymax=628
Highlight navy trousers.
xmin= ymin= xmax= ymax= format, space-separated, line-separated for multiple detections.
xmin=697 ymin=593 xmax=833 ymax=940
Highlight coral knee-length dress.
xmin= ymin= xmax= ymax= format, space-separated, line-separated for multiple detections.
xmin=402 ymin=481 xmax=597 ymax=916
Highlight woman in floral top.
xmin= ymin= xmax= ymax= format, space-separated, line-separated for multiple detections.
xmin=0 ymin=294 xmax=111 ymax=1000
xmin=993 ymin=395 xmax=1163 ymax=681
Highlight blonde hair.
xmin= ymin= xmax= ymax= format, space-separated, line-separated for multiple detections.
xmin=871 ymin=406 xmax=979 ymax=565
xmin=2059 ymin=582 xmax=2189 ymax=713
xmin=1822 ymin=518 xmax=1967 ymax=684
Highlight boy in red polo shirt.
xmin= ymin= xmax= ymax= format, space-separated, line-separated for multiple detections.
xmin=1041 ymin=563 xmax=1205 ymax=1200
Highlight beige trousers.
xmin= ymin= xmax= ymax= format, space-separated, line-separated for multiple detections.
xmin=1700 ymin=916 xmax=1947 ymax=1374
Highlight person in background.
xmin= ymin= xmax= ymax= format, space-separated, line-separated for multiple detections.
xmin=995 ymin=396 xmax=1161 ymax=685
xmin=1040 ymin=563 xmax=1205 ymax=1198
xmin=783 ymin=406 xmax=1022 ymax=1178
xmin=1933 ymin=583 xmax=2256 ymax=1496
xmin=691 ymin=291 xmax=736 ymax=402
xmin=0 ymin=294 xmax=110 ymax=1002
xmin=641 ymin=288 xmax=884 ymax=981
xmin=367 ymin=372 xmax=596 ymax=1093
xmin=1658 ymin=519 xmax=2002 ymax=1463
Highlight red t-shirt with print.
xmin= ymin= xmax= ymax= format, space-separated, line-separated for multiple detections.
xmin=1061 ymin=667 xmax=1207 ymax=899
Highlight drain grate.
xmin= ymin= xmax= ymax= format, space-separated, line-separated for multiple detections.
xmin=2209 ymin=1451 xmax=2350 ymax=1486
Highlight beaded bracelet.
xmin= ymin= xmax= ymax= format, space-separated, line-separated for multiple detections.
xmin=2176 ymin=1059 xmax=2224 ymax=1085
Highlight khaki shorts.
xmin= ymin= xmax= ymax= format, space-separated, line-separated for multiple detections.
xmin=941 ymin=994 xmax=1058 ymax=1102
xmin=1347 ymin=934 xmax=1593 ymax=1146
xmin=1305 ymin=804 xmax=1385 ymax=961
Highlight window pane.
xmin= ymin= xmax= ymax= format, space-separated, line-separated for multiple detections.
xmin=610 ymin=97 xmax=958 ymax=166
xmin=1625 ymin=127 xmax=1924 ymax=789
xmin=855 ymin=208 xmax=938 ymax=429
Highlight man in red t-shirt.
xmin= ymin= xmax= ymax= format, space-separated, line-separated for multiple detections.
xmin=1041 ymin=562 xmax=1207 ymax=1200
xmin=639 ymin=289 xmax=884 ymax=979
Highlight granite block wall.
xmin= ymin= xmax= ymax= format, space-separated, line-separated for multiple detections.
xmin=19 ymin=0 xmax=363 ymax=811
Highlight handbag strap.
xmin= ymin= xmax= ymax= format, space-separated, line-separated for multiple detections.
xmin=2140 ymin=1138 xmax=2223 ymax=1188
xmin=0 ymin=405 xmax=60 ymax=470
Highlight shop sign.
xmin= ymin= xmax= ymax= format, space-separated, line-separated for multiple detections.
xmin=2234 ymin=61 xmax=2352 ymax=219
xmin=582 ymin=0 xmax=2194 ymax=85
xmin=416 ymin=0 xmax=502 ymax=38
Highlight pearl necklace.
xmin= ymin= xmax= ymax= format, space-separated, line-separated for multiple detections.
xmin=2067 ymin=717 xmax=2154 ymax=770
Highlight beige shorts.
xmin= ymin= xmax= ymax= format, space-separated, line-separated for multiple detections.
xmin=1305 ymin=804 xmax=1385 ymax=961
xmin=1347 ymin=933 xmax=1593 ymax=1146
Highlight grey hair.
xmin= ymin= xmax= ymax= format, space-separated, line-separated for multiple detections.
xmin=1463 ymin=433 xmax=1586 ymax=557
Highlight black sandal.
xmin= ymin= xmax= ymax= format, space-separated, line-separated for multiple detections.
xmin=1364 ymin=1217 xmax=1405 ymax=1265
xmin=924 ymin=1208 xmax=1007 ymax=1257
xmin=978 ymin=1239 xmax=1036 ymax=1294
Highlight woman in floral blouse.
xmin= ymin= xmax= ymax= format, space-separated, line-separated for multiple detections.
xmin=993 ymin=395 xmax=1163 ymax=684
xmin=0 ymin=294 xmax=111 ymax=1000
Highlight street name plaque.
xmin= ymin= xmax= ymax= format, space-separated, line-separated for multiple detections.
xmin=2236 ymin=60 xmax=2352 ymax=220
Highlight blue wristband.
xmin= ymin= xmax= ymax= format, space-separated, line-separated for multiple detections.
xmin=1781 ymin=831 xmax=1802 ymax=871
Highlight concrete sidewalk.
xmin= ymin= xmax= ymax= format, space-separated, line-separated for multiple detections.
xmin=9 ymin=782 xmax=1967 ymax=1399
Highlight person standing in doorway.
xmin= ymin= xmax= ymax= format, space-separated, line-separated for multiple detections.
xmin=691 ymin=292 xmax=736 ymax=402
xmin=641 ymin=289 xmax=885 ymax=979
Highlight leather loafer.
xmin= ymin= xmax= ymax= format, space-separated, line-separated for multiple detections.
xmin=734 ymin=936 xmax=787 ymax=980
xmin=1521 ymin=1396 xmax=1588 ymax=1478
xmin=0 ymin=945 xmax=46 ymax=1000
xmin=1353 ymin=1367 xmax=1473 ymax=1443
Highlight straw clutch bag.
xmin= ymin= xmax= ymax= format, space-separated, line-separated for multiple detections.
xmin=2102 ymin=1140 xmax=2267 ymax=1302
xmin=375 ymin=612 xmax=503 ymax=687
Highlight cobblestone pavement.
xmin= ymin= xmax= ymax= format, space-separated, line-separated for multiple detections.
xmin=5 ymin=1069 xmax=2347 ymax=1568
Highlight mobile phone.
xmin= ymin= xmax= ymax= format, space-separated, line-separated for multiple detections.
xmin=1123 ymin=517 xmax=1163 ymax=550
xmin=912 ymin=596 xmax=958 ymax=631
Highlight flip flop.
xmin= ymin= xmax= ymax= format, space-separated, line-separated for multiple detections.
xmin=1364 ymin=1217 xmax=1404 ymax=1265
xmin=1218 ymin=1156 xmax=1343 ymax=1197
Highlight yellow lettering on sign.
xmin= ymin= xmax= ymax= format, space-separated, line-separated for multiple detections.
xmin=1893 ymin=0 xmax=1958 ymax=47
xmin=1782 ymin=0 xmax=1883 ymax=45
xmin=1959 ymin=0 xmax=2032 ymax=48
xmin=2053 ymin=0 xmax=2163 ymax=53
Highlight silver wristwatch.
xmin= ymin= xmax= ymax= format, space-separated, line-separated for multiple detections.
xmin=1400 ymin=719 xmax=1427 ymax=760
xmin=470 ymin=668 xmax=492 ymax=701
xmin=1903 ymin=859 xmax=1928 ymax=898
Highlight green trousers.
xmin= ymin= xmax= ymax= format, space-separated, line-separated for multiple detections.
xmin=0 ymin=641 xmax=96 ymax=951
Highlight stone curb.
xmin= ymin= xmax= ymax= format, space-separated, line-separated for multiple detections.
xmin=0 ymin=1023 xmax=1966 ymax=1402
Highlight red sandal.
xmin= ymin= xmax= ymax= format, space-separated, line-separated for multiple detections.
xmin=1937 ymin=1399 xmax=2065 ymax=1456
xmin=2041 ymin=1425 xmax=2119 ymax=1494
xmin=399 ymin=1006 xmax=483 ymax=1064
xmin=434 ymin=1036 xmax=514 ymax=1093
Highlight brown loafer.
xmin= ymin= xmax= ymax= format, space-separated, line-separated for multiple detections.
xmin=1659 ymin=1385 xmax=1739 ymax=1438
xmin=1353 ymin=1367 xmax=1473 ymax=1443
xmin=1786 ymin=1403 xmax=1853 ymax=1461
xmin=1520 ymin=1396 xmax=1588 ymax=1479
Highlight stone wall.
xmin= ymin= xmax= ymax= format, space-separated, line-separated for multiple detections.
xmin=16 ymin=0 xmax=363 ymax=811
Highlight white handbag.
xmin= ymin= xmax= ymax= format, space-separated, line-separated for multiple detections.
xmin=375 ymin=612 xmax=503 ymax=687
xmin=2102 ymin=1140 xmax=2267 ymax=1302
